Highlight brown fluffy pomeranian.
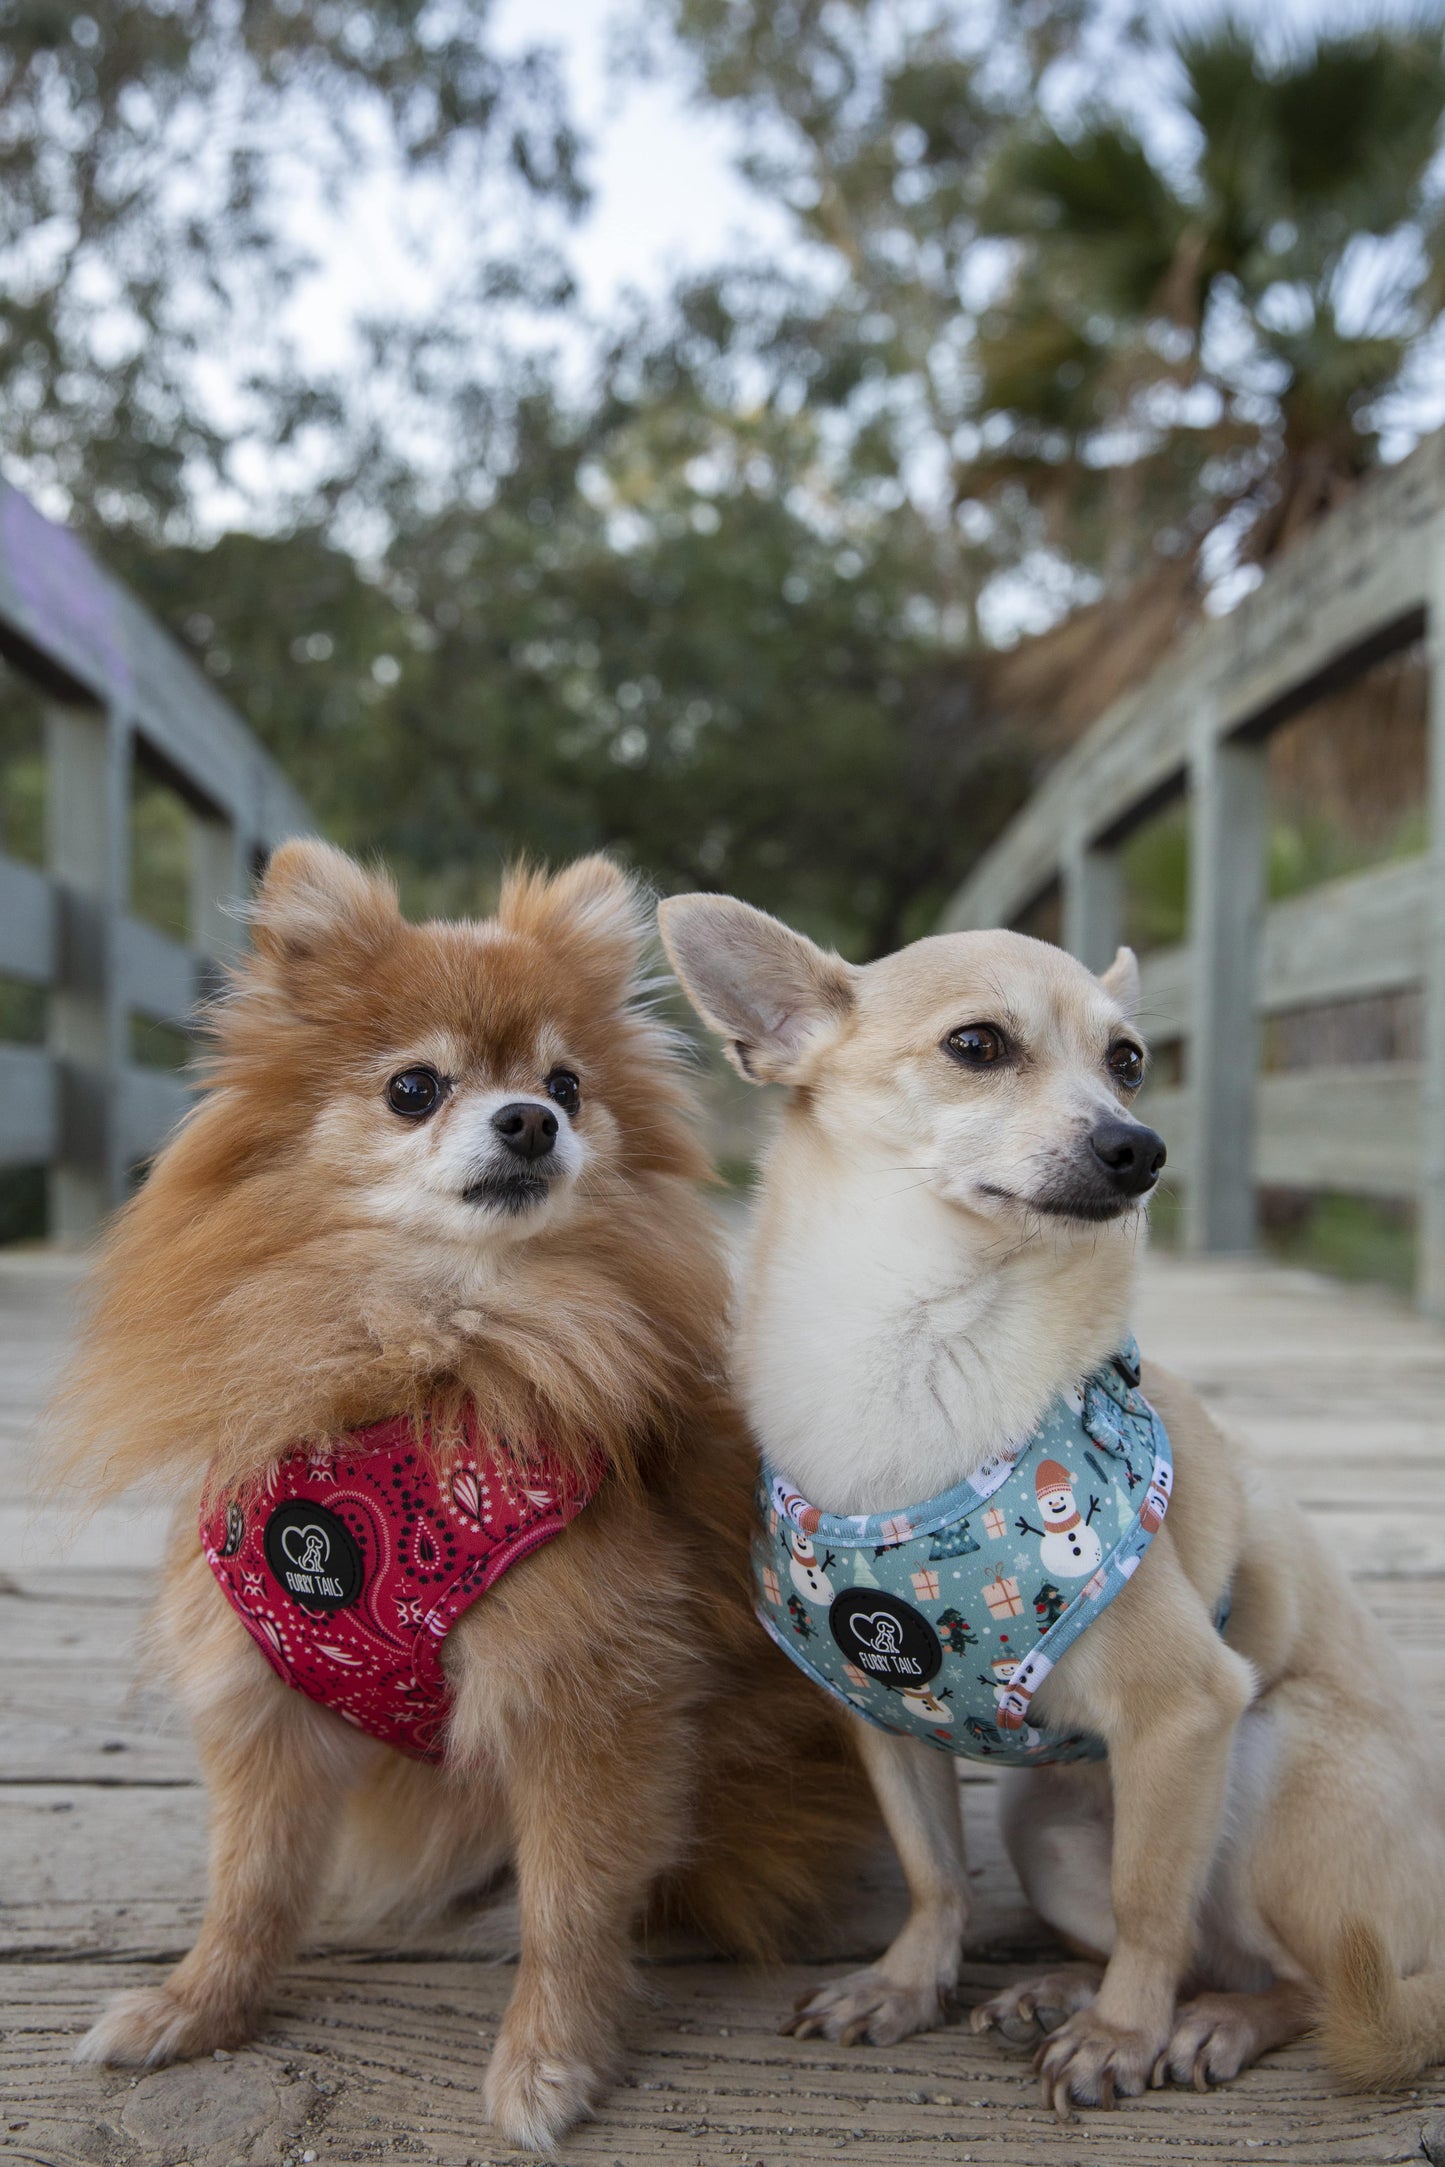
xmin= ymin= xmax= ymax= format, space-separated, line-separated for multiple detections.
xmin=52 ymin=840 xmax=870 ymax=2152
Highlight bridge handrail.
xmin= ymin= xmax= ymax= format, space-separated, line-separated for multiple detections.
xmin=941 ymin=432 xmax=1445 ymax=1314
xmin=0 ymin=481 xmax=311 ymax=1235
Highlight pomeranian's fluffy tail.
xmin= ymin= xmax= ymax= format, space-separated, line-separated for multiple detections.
xmin=659 ymin=1651 xmax=876 ymax=1963
xmin=1319 ymin=1918 xmax=1445 ymax=2088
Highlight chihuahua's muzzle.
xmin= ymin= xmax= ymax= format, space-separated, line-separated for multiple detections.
xmin=1036 ymin=1115 xmax=1167 ymax=1221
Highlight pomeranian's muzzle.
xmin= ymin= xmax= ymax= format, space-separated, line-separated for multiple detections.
xmin=463 ymin=1098 xmax=564 ymax=1214
xmin=1034 ymin=1114 xmax=1167 ymax=1222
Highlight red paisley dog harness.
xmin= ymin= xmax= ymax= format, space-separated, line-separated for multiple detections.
xmin=201 ymin=1410 xmax=599 ymax=1762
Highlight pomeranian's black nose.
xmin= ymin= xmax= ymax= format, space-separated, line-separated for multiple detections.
xmin=1089 ymin=1116 xmax=1166 ymax=1196
xmin=492 ymin=1102 xmax=558 ymax=1161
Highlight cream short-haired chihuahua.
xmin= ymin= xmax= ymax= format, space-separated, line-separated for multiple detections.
xmin=661 ymin=895 xmax=1445 ymax=2114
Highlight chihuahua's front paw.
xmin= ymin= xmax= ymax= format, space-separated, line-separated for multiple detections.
xmin=1035 ymin=2010 xmax=1164 ymax=2117
xmin=969 ymin=1967 xmax=1102 ymax=2049
xmin=74 ymin=1985 xmax=252 ymax=2068
xmin=483 ymin=2027 xmax=607 ymax=2154
xmin=782 ymin=1965 xmax=945 ymax=2048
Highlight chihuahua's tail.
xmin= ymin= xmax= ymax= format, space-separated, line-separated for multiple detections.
xmin=1319 ymin=1918 xmax=1445 ymax=2088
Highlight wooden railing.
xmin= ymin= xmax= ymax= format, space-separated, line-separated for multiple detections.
xmin=941 ymin=431 xmax=1445 ymax=1314
xmin=0 ymin=483 xmax=310 ymax=1236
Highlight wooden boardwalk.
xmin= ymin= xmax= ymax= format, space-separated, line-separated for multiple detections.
xmin=4 ymin=1245 xmax=1445 ymax=2167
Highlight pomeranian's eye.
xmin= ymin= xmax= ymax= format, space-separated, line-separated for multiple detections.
xmin=545 ymin=1068 xmax=581 ymax=1117
xmin=1107 ymin=1041 xmax=1145 ymax=1090
xmin=386 ymin=1067 xmax=446 ymax=1119
xmin=944 ymin=1023 xmax=1008 ymax=1068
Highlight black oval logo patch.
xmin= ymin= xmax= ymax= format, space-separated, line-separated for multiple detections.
xmin=263 ymin=1500 xmax=363 ymax=1614
xmin=829 ymin=1587 xmax=942 ymax=1689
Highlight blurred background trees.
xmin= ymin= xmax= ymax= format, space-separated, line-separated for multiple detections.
xmin=5 ymin=0 xmax=1445 ymax=954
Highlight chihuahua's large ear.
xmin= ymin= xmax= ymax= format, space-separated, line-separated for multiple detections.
xmin=1099 ymin=944 xmax=1140 ymax=1018
xmin=659 ymin=894 xmax=856 ymax=1084
xmin=250 ymin=838 xmax=400 ymax=969
xmin=499 ymin=855 xmax=647 ymax=999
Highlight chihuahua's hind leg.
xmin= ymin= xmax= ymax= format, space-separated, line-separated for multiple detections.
xmin=784 ymin=1725 xmax=969 ymax=2047
xmin=78 ymin=1613 xmax=365 ymax=2068
xmin=1150 ymin=1980 xmax=1315 ymax=2091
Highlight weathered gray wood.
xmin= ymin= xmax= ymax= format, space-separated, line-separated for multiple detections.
xmin=116 ymin=1068 xmax=191 ymax=1169
xmin=43 ymin=705 xmax=123 ymax=1233
xmin=7 ymin=1255 xmax=1445 ymax=2166
xmin=941 ymin=438 xmax=1445 ymax=939
xmin=1186 ymin=724 xmax=1268 ymax=1252
xmin=116 ymin=918 xmax=197 ymax=1031
xmin=0 ymin=1045 xmax=59 ymax=1169
xmin=1147 ymin=1066 xmax=1423 ymax=1197
xmin=188 ymin=808 xmax=245 ymax=963
xmin=0 ymin=851 xmax=58 ymax=985
xmin=1061 ymin=838 xmax=1122 ymax=972
xmin=1139 ymin=859 xmax=1432 ymax=1052
xmin=0 ymin=484 xmax=311 ymax=1230
xmin=0 ymin=482 xmax=309 ymax=841
xmin=1425 ymin=531 xmax=1445 ymax=1316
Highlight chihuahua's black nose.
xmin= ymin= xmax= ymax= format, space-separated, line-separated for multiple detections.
xmin=492 ymin=1102 xmax=558 ymax=1161
xmin=1089 ymin=1117 xmax=1166 ymax=1196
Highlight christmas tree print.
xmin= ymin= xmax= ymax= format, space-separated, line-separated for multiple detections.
xmin=929 ymin=1519 xmax=980 ymax=1562
xmin=786 ymin=1594 xmax=816 ymax=1639
xmin=936 ymin=1607 xmax=978 ymax=1655
xmin=1032 ymin=1581 xmax=1068 ymax=1628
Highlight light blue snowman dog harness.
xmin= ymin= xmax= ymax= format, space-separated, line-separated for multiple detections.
xmin=753 ymin=1338 xmax=1173 ymax=1765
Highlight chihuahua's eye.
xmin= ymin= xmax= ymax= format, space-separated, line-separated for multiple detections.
xmin=944 ymin=1023 xmax=1007 ymax=1068
xmin=1107 ymin=1041 xmax=1145 ymax=1091
xmin=386 ymin=1067 xmax=445 ymax=1119
xmin=545 ymin=1068 xmax=581 ymax=1117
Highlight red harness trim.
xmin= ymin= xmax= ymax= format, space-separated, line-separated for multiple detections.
xmin=200 ymin=1409 xmax=600 ymax=1762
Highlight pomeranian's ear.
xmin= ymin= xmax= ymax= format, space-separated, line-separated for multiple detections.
xmin=1099 ymin=944 xmax=1140 ymax=1018
xmin=250 ymin=838 xmax=400 ymax=970
xmin=498 ymin=855 xmax=648 ymax=999
xmin=659 ymin=893 xmax=855 ymax=1084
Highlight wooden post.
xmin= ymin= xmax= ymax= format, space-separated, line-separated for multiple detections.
xmin=1186 ymin=717 xmax=1268 ymax=1254
xmin=44 ymin=705 xmax=130 ymax=1236
xmin=1423 ymin=538 xmax=1445 ymax=1315
xmin=188 ymin=805 xmax=245 ymax=972
xmin=1062 ymin=836 xmax=1123 ymax=972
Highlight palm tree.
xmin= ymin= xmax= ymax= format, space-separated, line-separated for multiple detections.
xmin=968 ymin=17 xmax=1445 ymax=721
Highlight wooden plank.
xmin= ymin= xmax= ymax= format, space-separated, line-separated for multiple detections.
xmin=1186 ymin=724 xmax=1267 ymax=1251
xmin=0 ymin=481 xmax=309 ymax=845
xmin=0 ymin=1045 xmax=58 ymax=1168
xmin=1142 ymin=1067 xmax=1423 ymax=1197
xmin=1138 ymin=859 xmax=1431 ymax=1049
xmin=116 ymin=1065 xmax=191 ymax=1169
xmin=116 ymin=916 xmax=198 ymax=1030
xmin=5 ymin=1257 xmax=1445 ymax=2167
xmin=0 ymin=852 xmax=57 ymax=985
xmin=2 ymin=1960 xmax=1432 ymax=2167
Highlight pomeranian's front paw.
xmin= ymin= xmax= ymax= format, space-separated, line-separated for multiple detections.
xmin=1034 ymin=2010 xmax=1164 ymax=2117
xmin=74 ymin=1984 xmax=254 ymax=2068
xmin=969 ymin=1967 xmax=1103 ymax=2049
xmin=781 ymin=1965 xmax=945 ymax=2048
xmin=483 ymin=2026 xmax=608 ymax=2154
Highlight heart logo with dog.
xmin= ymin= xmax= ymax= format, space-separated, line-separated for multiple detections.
xmin=264 ymin=1500 xmax=363 ymax=1613
xmin=829 ymin=1587 xmax=942 ymax=1687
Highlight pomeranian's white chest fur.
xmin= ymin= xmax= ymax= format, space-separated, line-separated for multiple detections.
xmin=739 ymin=1142 xmax=1137 ymax=1518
